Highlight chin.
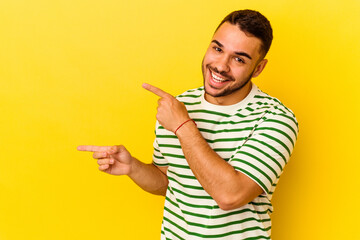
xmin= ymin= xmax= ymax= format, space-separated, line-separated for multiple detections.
xmin=204 ymin=83 xmax=226 ymax=98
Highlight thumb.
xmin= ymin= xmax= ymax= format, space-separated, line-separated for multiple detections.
xmin=107 ymin=145 xmax=119 ymax=154
xmin=108 ymin=145 xmax=127 ymax=155
xmin=110 ymin=145 xmax=132 ymax=164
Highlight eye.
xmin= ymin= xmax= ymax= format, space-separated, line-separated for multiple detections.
xmin=234 ymin=57 xmax=245 ymax=63
xmin=213 ymin=47 xmax=222 ymax=52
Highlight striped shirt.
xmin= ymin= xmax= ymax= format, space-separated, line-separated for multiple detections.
xmin=152 ymin=83 xmax=299 ymax=240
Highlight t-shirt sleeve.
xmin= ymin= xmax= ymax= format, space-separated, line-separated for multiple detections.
xmin=229 ymin=112 xmax=299 ymax=195
xmin=152 ymin=138 xmax=168 ymax=167
xmin=152 ymin=121 xmax=169 ymax=167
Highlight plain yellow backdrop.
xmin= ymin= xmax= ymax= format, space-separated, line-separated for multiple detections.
xmin=1 ymin=0 xmax=359 ymax=239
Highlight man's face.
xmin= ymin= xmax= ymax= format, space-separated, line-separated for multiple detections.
xmin=202 ymin=22 xmax=267 ymax=105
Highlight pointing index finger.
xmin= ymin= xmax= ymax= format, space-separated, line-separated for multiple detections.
xmin=142 ymin=83 xmax=172 ymax=98
xmin=77 ymin=145 xmax=112 ymax=152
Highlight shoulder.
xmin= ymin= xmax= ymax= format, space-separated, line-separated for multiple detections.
xmin=253 ymin=87 xmax=297 ymax=121
xmin=251 ymin=87 xmax=299 ymax=143
xmin=175 ymin=86 xmax=204 ymax=105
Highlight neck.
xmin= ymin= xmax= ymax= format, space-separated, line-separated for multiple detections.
xmin=204 ymin=81 xmax=253 ymax=106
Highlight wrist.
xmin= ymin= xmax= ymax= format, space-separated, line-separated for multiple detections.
xmin=175 ymin=119 xmax=198 ymax=138
xmin=127 ymin=156 xmax=138 ymax=177
xmin=174 ymin=119 xmax=197 ymax=135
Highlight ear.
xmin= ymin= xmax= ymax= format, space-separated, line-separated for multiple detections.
xmin=251 ymin=59 xmax=268 ymax=78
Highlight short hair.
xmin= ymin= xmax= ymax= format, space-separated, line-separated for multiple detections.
xmin=216 ymin=10 xmax=273 ymax=57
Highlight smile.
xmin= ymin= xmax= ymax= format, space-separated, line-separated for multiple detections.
xmin=211 ymin=71 xmax=228 ymax=83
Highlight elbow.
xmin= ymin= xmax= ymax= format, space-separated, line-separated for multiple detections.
xmin=154 ymin=179 xmax=169 ymax=196
xmin=215 ymin=194 xmax=247 ymax=211
xmin=218 ymin=203 xmax=235 ymax=211
xmin=217 ymin=201 xmax=243 ymax=211
xmin=150 ymin=182 xmax=168 ymax=196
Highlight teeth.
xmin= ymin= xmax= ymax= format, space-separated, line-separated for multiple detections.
xmin=211 ymin=72 xmax=227 ymax=82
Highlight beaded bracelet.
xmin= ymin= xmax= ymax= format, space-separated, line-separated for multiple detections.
xmin=174 ymin=119 xmax=197 ymax=135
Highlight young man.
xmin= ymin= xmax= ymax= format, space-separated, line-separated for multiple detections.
xmin=78 ymin=10 xmax=298 ymax=239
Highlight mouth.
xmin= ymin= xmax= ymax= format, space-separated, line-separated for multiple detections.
xmin=211 ymin=71 xmax=227 ymax=83
xmin=208 ymin=69 xmax=231 ymax=88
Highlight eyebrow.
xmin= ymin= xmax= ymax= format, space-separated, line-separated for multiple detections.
xmin=212 ymin=40 xmax=252 ymax=60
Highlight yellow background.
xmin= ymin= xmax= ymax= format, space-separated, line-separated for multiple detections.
xmin=1 ymin=0 xmax=359 ymax=239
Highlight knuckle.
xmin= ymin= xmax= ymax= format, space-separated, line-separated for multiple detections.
xmin=98 ymin=159 xmax=109 ymax=165
xmin=94 ymin=152 xmax=105 ymax=159
xmin=99 ymin=165 xmax=108 ymax=170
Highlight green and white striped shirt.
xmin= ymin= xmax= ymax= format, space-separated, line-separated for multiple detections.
xmin=153 ymin=83 xmax=298 ymax=240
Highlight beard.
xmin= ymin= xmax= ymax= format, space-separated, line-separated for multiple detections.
xmin=202 ymin=60 xmax=255 ymax=98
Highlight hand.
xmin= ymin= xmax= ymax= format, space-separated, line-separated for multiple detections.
xmin=77 ymin=145 xmax=133 ymax=175
xmin=142 ymin=83 xmax=190 ymax=133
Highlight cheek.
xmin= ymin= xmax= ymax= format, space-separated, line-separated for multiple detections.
xmin=202 ymin=55 xmax=210 ymax=67
xmin=228 ymin=69 xmax=245 ymax=82
xmin=231 ymin=64 xmax=255 ymax=78
xmin=203 ymin=50 xmax=218 ymax=64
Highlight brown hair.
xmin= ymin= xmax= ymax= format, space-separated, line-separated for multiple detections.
xmin=217 ymin=10 xmax=273 ymax=57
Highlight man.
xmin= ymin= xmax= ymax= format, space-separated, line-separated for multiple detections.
xmin=78 ymin=9 xmax=298 ymax=239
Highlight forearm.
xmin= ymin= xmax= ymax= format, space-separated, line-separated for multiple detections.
xmin=176 ymin=122 xmax=257 ymax=209
xmin=128 ymin=157 xmax=168 ymax=196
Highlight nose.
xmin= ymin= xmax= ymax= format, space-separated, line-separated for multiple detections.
xmin=214 ymin=55 xmax=230 ymax=73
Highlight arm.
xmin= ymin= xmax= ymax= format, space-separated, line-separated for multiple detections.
xmin=128 ymin=159 xmax=168 ymax=196
xmin=175 ymin=122 xmax=263 ymax=210
xmin=77 ymin=145 xmax=168 ymax=196
xmin=142 ymin=83 xmax=262 ymax=210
